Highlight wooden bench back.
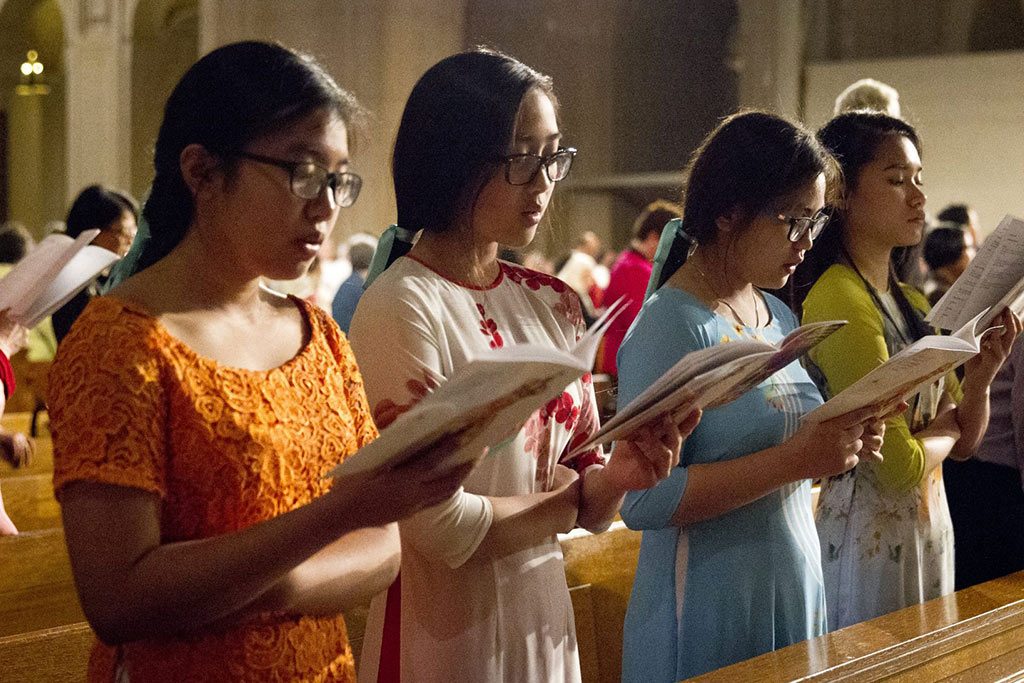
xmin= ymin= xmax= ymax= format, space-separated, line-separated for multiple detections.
xmin=0 ymin=622 xmax=94 ymax=682
xmin=0 ymin=528 xmax=83 ymax=637
xmin=0 ymin=473 xmax=60 ymax=532
xmin=561 ymin=523 xmax=641 ymax=683
xmin=0 ymin=437 xmax=54 ymax=479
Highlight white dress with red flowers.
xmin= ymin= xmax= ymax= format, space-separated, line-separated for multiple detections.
xmin=349 ymin=255 xmax=604 ymax=683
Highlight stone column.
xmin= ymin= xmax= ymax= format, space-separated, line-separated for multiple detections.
xmin=734 ymin=0 xmax=805 ymax=118
xmin=64 ymin=0 xmax=133 ymax=203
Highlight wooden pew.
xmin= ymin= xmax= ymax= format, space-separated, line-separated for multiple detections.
xmin=0 ymin=436 xmax=53 ymax=479
xmin=561 ymin=521 xmax=641 ymax=683
xmin=0 ymin=622 xmax=93 ymax=682
xmin=689 ymin=570 xmax=1024 ymax=681
xmin=0 ymin=528 xmax=83 ymax=637
xmin=0 ymin=473 xmax=61 ymax=532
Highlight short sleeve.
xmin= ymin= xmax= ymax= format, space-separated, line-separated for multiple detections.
xmin=50 ymin=299 xmax=168 ymax=499
xmin=310 ymin=303 xmax=378 ymax=450
xmin=617 ymin=290 xmax=709 ymax=530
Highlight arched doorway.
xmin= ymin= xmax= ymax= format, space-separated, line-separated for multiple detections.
xmin=0 ymin=0 xmax=65 ymax=237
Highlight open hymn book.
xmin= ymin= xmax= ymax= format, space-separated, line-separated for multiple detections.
xmin=805 ymin=310 xmax=996 ymax=424
xmin=567 ymin=319 xmax=848 ymax=456
xmin=329 ymin=299 xmax=631 ymax=477
xmin=807 ymin=215 xmax=1024 ymax=424
xmin=0 ymin=229 xmax=120 ymax=328
xmin=926 ymin=215 xmax=1024 ymax=332
xmin=329 ymin=306 xmax=848 ymax=477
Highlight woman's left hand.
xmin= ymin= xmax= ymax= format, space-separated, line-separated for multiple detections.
xmin=857 ymin=418 xmax=885 ymax=463
xmin=604 ymin=409 xmax=701 ymax=491
xmin=966 ymin=308 xmax=1023 ymax=385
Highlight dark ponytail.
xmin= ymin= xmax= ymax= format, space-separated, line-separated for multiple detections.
xmin=661 ymin=110 xmax=837 ymax=286
xmin=134 ymin=41 xmax=365 ymax=273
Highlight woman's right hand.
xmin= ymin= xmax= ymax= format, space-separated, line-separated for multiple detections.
xmin=329 ymin=433 xmax=485 ymax=528
xmin=0 ymin=432 xmax=34 ymax=468
xmin=0 ymin=309 xmax=28 ymax=358
xmin=782 ymin=406 xmax=879 ymax=480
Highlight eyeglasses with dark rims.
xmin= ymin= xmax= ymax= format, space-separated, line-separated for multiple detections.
xmin=777 ymin=209 xmax=829 ymax=243
xmin=496 ymin=147 xmax=577 ymax=186
xmin=228 ymin=151 xmax=362 ymax=208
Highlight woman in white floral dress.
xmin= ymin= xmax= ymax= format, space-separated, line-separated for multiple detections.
xmin=349 ymin=49 xmax=697 ymax=682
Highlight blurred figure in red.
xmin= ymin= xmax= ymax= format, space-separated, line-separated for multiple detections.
xmin=601 ymin=201 xmax=682 ymax=375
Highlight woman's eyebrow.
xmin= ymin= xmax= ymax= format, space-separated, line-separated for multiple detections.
xmin=283 ymin=143 xmax=349 ymax=168
xmin=514 ymin=132 xmax=562 ymax=144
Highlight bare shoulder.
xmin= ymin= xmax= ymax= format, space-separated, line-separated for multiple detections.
xmin=105 ymin=266 xmax=172 ymax=315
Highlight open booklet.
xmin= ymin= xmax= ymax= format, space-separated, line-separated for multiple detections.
xmin=327 ymin=299 xmax=630 ymax=478
xmin=0 ymin=230 xmax=120 ymax=328
xmin=565 ymin=320 xmax=847 ymax=456
xmin=927 ymin=214 xmax=1024 ymax=332
xmin=805 ymin=310 xmax=994 ymax=424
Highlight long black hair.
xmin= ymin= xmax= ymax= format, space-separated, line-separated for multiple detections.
xmin=657 ymin=111 xmax=837 ymax=287
xmin=135 ymin=41 xmax=365 ymax=273
xmin=790 ymin=111 xmax=932 ymax=341
xmin=392 ymin=47 xmax=556 ymax=234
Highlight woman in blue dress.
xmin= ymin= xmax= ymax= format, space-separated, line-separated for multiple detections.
xmin=618 ymin=111 xmax=886 ymax=681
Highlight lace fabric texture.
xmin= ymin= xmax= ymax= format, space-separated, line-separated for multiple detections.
xmin=50 ymin=296 xmax=377 ymax=682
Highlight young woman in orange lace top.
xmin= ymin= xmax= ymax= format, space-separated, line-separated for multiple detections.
xmin=48 ymin=41 xmax=475 ymax=682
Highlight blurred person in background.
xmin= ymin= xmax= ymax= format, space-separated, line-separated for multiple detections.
xmin=923 ymin=222 xmax=976 ymax=306
xmin=52 ymin=185 xmax=139 ymax=343
xmin=834 ymin=78 xmax=901 ymax=118
xmin=332 ymin=232 xmax=377 ymax=333
xmin=937 ymin=203 xmax=981 ymax=249
xmin=0 ymin=310 xmax=30 ymax=535
xmin=601 ymin=200 xmax=682 ymax=376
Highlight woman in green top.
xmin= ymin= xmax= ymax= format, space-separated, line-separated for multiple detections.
xmin=792 ymin=111 xmax=1021 ymax=629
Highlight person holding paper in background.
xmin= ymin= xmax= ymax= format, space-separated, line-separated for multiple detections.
xmin=793 ymin=111 xmax=1021 ymax=630
xmin=618 ymin=111 xmax=886 ymax=682
xmin=47 ymin=42 xmax=479 ymax=682
xmin=51 ymin=185 xmax=139 ymax=343
xmin=349 ymin=49 xmax=694 ymax=683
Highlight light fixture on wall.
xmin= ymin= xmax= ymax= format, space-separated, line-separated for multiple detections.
xmin=16 ymin=50 xmax=50 ymax=96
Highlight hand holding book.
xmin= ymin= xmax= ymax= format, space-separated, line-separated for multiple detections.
xmin=961 ymin=307 xmax=1023 ymax=388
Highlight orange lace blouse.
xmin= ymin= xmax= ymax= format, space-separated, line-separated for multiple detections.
xmin=50 ymin=296 xmax=377 ymax=682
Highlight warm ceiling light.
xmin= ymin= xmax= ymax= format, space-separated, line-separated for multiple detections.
xmin=16 ymin=50 xmax=49 ymax=95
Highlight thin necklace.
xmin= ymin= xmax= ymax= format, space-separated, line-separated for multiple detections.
xmin=691 ymin=251 xmax=761 ymax=328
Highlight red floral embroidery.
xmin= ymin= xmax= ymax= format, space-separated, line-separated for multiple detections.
xmin=372 ymin=371 xmax=440 ymax=429
xmin=561 ymin=382 xmax=605 ymax=472
xmin=476 ymin=303 xmax=504 ymax=349
xmin=541 ymin=391 xmax=580 ymax=432
xmin=501 ymin=263 xmax=568 ymax=294
xmin=554 ymin=289 xmax=585 ymax=330
xmin=523 ymin=413 xmax=548 ymax=460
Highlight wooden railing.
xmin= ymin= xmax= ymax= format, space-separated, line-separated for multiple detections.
xmin=689 ymin=571 xmax=1024 ymax=681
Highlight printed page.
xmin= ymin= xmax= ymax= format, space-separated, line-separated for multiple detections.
xmin=329 ymin=308 xmax=625 ymax=478
xmin=570 ymin=320 xmax=846 ymax=454
xmin=804 ymin=340 xmax=976 ymax=423
xmin=0 ymin=230 xmax=101 ymax=322
xmin=927 ymin=215 xmax=1024 ymax=331
xmin=20 ymin=245 xmax=120 ymax=328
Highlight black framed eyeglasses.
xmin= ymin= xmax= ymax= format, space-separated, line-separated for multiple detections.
xmin=497 ymin=147 xmax=577 ymax=186
xmin=778 ymin=210 xmax=829 ymax=243
xmin=228 ymin=151 xmax=362 ymax=208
